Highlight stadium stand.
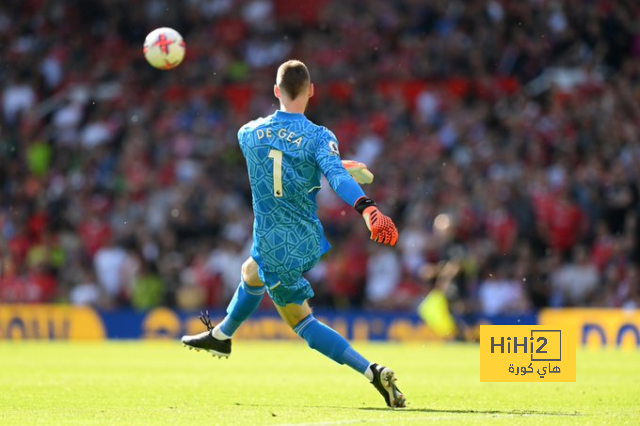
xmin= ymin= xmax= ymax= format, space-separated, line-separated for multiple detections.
xmin=1 ymin=0 xmax=639 ymax=316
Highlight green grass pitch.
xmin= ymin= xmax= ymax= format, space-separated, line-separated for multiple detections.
xmin=0 ymin=341 xmax=638 ymax=425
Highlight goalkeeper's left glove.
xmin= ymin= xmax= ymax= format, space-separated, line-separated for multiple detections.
xmin=342 ymin=160 xmax=374 ymax=184
xmin=354 ymin=197 xmax=398 ymax=246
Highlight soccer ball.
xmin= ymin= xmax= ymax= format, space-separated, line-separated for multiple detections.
xmin=143 ymin=28 xmax=186 ymax=70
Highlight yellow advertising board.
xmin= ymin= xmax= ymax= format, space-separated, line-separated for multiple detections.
xmin=539 ymin=309 xmax=640 ymax=349
xmin=480 ymin=325 xmax=576 ymax=382
xmin=0 ymin=305 xmax=106 ymax=340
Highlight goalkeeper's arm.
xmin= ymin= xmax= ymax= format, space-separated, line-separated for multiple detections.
xmin=313 ymin=132 xmax=397 ymax=246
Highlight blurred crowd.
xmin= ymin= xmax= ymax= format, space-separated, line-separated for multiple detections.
xmin=1 ymin=0 xmax=640 ymax=316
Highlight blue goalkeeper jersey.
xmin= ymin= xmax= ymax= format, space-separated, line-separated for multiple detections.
xmin=238 ymin=110 xmax=364 ymax=277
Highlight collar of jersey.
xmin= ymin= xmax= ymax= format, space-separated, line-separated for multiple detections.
xmin=275 ymin=110 xmax=306 ymax=120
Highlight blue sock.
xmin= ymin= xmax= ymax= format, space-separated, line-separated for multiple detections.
xmin=294 ymin=315 xmax=370 ymax=374
xmin=219 ymin=279 xmax=265 ymax=337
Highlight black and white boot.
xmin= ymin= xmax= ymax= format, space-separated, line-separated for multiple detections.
xmin=369 ymin=363 xmax=406 ymax=408
xmin=181 ymin=311 xmax=231 ymax=358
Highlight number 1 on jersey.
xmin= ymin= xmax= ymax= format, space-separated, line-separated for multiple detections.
xmin=268 ymin=149 xmax=283 ymax=197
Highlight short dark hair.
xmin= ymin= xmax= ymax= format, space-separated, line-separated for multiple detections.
xmin=276 ymin=60 xmax=310 ymax=100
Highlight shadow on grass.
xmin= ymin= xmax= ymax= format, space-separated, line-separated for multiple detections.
xmin=359 ymin=407 xmax=582 ymax=416
xmin=234 ymin=403 xmax=580 ymax=417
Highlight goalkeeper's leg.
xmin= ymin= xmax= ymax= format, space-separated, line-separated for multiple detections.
xmin=181 ymin=257 xmax=265 ymax=357
xmin=275 ymin=299 xmax=406 ymax=408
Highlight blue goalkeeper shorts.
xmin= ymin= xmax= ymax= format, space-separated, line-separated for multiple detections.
xmin=256 ymin=260 xmax=317 ymax=307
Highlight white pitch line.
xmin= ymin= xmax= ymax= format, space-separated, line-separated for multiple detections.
xmin=275 ymin=413 xmax=550 ymax=426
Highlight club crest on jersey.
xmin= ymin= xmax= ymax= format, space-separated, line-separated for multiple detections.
xmin=328 ymin=141 xmax=340 ymax=156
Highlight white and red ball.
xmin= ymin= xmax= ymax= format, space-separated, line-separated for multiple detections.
xmin=143 ymin=28 xmax=186 ymax=70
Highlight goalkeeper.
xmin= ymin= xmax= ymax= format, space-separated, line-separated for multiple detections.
xmin=182 ymin=60 xmax=405 ymax=408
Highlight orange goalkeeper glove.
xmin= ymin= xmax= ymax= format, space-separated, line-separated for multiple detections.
xmin=342 ymin=160 xmax=374 ymax=184
xmin=354 ymin=197 xmax=398 ymax=246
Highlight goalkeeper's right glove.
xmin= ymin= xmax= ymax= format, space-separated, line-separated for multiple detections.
xmin=354 ymin=197 xmax=399 ymax=246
